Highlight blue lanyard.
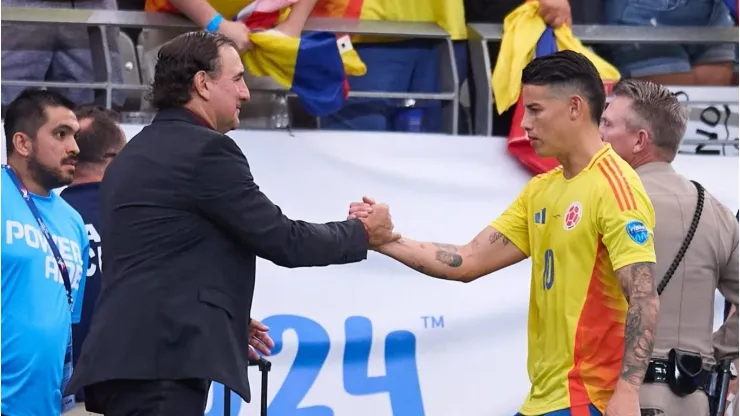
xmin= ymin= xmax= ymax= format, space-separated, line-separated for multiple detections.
xmin=3 ymin=165 xmax=73 ymax=311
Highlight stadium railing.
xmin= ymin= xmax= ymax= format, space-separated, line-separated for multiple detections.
xmin=0 ymin=7 xmax=460 ymax=134
xmin=467 ymin=23 xmax=739 ymax=146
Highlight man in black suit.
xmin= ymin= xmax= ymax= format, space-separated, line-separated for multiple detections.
xmin=67 ymin=31 xmax=399 ymax=416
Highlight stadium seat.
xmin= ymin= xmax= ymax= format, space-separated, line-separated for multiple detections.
xmin=117 ymin=31 xmax=144 ymax=111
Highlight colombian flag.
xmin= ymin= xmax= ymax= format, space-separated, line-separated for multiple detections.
xmin=245 ymin=31 xmax=365 ymax=117
xmin=492 ymin=1 xmax=620 ymax=175
xmin=146 ymin=0 xmax=367 ymax=117
xmin=236 ymin=1 xmax=366 ymax=117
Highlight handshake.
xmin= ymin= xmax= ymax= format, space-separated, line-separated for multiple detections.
xmin=346 ymin=196 xmax=401 ymax=249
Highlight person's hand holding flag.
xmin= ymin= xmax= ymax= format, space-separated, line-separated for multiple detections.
xmin=233 ymin=0 xmax=367 ymax=117
xmin=217 ymin=19 xmax=253 ymax=53
xmin=537 ymin=0 xmax=572 ymax=28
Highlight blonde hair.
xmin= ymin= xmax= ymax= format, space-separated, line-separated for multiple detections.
xmin=612 ymin=79 xmax=689 ymax=162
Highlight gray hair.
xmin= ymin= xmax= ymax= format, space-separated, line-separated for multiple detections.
xmin=612 ymin=79 xmax=689 ymax=162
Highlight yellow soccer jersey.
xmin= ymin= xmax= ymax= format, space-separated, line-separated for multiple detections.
xmin=490 ymin=145 xmax=656 ymax=415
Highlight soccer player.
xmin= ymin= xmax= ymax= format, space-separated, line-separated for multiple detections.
xmin=350 ymin=51 xmax=660 ymax=416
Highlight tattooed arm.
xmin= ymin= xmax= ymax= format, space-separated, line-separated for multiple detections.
xmin=615 ymin=262 xmax=660 ymax=389
xmin=374 ymin=226 xmax=528 ymax=282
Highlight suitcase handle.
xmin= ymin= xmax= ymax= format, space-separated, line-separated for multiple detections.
xmin=223 ymin=358 xmax=272 ymax=416
xmin=248 ymin=357 xmax=273 ymax=372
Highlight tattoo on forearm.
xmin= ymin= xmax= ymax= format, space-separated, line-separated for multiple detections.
xmin=433 ymin=242 xmax=463 ymax=268
xmin=489 ymin=232 xmax=510 ymax=246
xmin=619 ymin=262 xmax=659 ymax=387
xmin=399 ymin=241 xmax=461 ymax=277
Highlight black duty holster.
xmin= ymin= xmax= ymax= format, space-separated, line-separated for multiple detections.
xmin=666 ymin=348 xmax=706 ymax=397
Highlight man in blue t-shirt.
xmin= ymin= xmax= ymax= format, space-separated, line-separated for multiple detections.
xmin=1 ymin=89 xmax=90 ymax=416
xmin=59 ymin=106 xmax=126 ymax=405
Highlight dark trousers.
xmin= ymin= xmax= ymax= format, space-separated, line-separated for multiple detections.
xmin=84 ymin=379 xmax=210 ymax=416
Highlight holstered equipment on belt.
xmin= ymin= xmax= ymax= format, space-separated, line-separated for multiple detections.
xmin=708 ymin=359 xmax=736 ymax=416
xmin=642 ymin=182 xmax=707 ymax=397
xmin=645 ymin=350 xmax=711 ymax=397
xmin=640 ymin=181 xmax=736 ymax=416
xmin=669 ymin=349 xmax=705 ymax=396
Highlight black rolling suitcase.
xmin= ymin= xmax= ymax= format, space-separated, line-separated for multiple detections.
xmin=223 ymin=358 xmax=272 ymax=416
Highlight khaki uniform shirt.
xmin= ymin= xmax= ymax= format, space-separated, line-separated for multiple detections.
xmin=636 ymin=162 xmax=738 ymax=368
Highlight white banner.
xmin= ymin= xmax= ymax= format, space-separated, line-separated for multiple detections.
xmin=0 ymin=122 xmax=731 ymax=415
xmin=672 ymin=86 xmax=739 ymax=157
xmin=118 ymin=127 xmax=740 ymax=416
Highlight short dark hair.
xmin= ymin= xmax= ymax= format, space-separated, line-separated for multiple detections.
xmin=148 ymin=31 xmax=237 ymax=111
xmin=5 ymin=89 xmax=76 ymax=155
xmin=521 ymin=50 xmax=606 ymax=125
xmin=74 ymin=106 xmax=126 ymax=165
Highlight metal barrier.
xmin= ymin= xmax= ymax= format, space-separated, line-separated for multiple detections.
xmin=467 ymin=23 xmax=740 ymax=142
xmin=0 ymin=7 xmax=460 ymax=134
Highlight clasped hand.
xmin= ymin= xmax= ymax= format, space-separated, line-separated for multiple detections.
xmin=347 ymin=196 xmax=401 ymax=248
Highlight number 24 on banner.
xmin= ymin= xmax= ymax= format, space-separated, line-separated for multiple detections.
xmin=205 ymin=314 xmax=425 ymax=416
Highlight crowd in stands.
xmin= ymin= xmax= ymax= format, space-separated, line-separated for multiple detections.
xmin=1 ymin=0 xmax=738 ymax=135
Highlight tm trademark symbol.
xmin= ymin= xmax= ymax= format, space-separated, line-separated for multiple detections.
xmin=420 ymin=315 xmax=444 ymax=329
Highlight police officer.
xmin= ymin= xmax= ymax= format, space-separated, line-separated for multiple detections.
xmin=600 ymin=78 xmax=738 ymax=416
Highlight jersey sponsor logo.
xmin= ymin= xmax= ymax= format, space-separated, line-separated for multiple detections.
xmin=625 ymin=220 xmax=649 ymax=245
xmin=563 ymin=202 xmax=582 ymax=231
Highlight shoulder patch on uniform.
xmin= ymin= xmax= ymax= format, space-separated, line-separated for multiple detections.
xmin=625 ymin=220 xmax=649 ymax=245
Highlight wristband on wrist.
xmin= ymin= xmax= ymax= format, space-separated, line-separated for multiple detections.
xmin=205 ymin=14 xmax=223 ymax=33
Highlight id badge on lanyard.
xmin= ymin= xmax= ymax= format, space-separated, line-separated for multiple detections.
xmin=2 ymin=166 xmax=77 ymax=413
xmin=62 ymin=333 xmax=75 ymax=413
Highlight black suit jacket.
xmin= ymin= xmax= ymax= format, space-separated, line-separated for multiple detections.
xmin=66 ymin=109 xmax=369 ymax=405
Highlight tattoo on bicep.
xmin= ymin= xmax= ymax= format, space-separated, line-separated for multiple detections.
xmin=489 ymin=231 xmax=510 ymax=246
xmin=618 ymin=262 xmax=659 ymax=387
xmin=618 ymin=262 xmax=656 ymax=301
xmin=433 ymin=243 xmax=463 ymax=268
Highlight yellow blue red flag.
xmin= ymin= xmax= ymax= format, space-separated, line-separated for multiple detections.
xmin=236 ymin=2 xmax=366 ymax=117
xmin=493 ymin=1 xmax=620 ymax=175
xmin=245 ymin=30 xmax=366 ymax=116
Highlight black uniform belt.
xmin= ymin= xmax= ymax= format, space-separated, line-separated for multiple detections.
xmin=644 ymin=358 xmax=713 ymax=392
